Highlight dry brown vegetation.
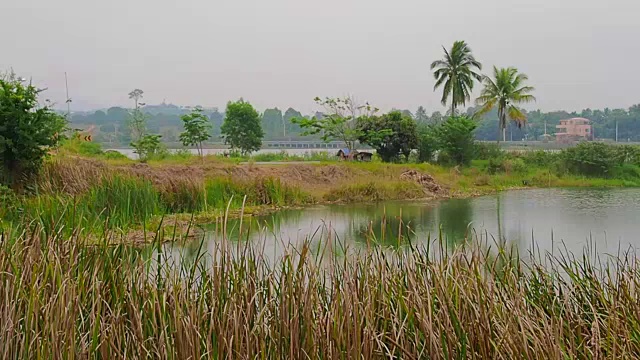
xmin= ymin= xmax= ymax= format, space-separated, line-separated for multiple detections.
xmin=37 ymin=158 xmax=449 ymax=202
xmin=2 ymin=224 xmax=640 ymax=359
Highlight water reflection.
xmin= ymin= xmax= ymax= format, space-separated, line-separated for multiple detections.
xmin=158 ymin=188 xmax=640 ymax=265
xmin=436 ymin=198 xmax=474 ymax=246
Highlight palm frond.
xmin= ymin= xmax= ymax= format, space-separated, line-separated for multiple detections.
xmin=431 ymin=40 xmax=482 ymax=112
xmin=508 ymin=105 xmax=527 ymax=128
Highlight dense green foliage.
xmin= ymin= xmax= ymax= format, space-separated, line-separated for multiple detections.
xmin=474 ymin=142 xmax=640 ymax=181
xmin=475 ymin=67 xmax=536 ymax=142
xmin=434 ymin=116 xmax=478 ymax=166
xmin=221 ymin=100 xmax=264 ymax=155
xmin=562 ymin=142 xmax=636 ymax=177
xmin=0 ymin=75 xmax=67 ymax=186
xmin=431 ymin=41 xmax=482 ymax=115
xmin=417 ymin=124 xmax=439 ymax=163
xmin=132 ymin=134 xmax=165 ymax=162
xmin=358 ymin=111 xmax=418 ymax=162
xmin=179 ymin=107 xmax=211 ymax=156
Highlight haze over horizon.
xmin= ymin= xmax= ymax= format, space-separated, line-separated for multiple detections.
xmin=2 ymin=0 xmax=639 ymax=114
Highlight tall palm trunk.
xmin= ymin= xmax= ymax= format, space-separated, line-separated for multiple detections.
xmin=497 ymin=107 xmax=503 ymax=144
xmin=451 ymin=87 xmax=456 ymax=117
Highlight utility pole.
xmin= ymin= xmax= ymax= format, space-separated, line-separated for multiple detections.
xmin=616 ymin=120 xmax=619 ymax=142
xmin=64 ymin=72 xmax=71 ymax=121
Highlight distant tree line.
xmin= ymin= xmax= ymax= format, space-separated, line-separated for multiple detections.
xmin=69 ymin=102 xmax=640 ymax=146
xmin=69 ymin=104 xmax=320 ymax=145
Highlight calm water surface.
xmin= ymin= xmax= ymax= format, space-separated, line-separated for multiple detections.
xmin=161 ymin=188 xmax=640 ymax=264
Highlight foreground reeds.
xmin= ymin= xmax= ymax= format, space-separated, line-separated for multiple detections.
xmin=2 ymin=219 xmax=640 ymax=359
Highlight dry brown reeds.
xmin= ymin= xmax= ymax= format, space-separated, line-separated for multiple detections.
xmin=1 ymin=220 xmax=640 ymax=359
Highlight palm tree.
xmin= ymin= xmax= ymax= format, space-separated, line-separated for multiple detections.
xmin=475 ymin=67 xmax=536 ymax=142
xmin=431 ymin=41 xmax=482 ymax=116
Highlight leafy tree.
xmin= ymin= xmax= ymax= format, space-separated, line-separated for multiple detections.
xmin=132 ymin=134 xmax=164 ymax=162
xmin=431 ymin=40 xmax=482 ymax=116
xmin=475 ymin=66 xmax=536 ymax=142
xmin=283 ymin=108 xmax=303 ymax=136
xmin=293 ymin=96 xmax=378 ymax=152
xmin=430 ymin=111 xmax=443 ymax=125
xmin=179 ymin=107 xmax=211 ymax=157
xmin=221 ymin=100 xmax=264 ymax=155
xmin=208 ymin=108 xmax=224 ymax=137
xmin=358 ymin=111 xmax=418 ymax=162
xmin=0 ymin=73 xmax=67 ymax=186
xmin=417 ymin=124 xmax=438 ymax=163
xmin=262 ymin=108 xmax=283 ymax=138
xmin=415 ymin=106 xmax=429 ymax=123
xmin=128 ymin=89 xmax=144 ymax=108
xmin=125 ymin=88 xmax=165 ymax=161
xmin=435 ymin=116 xmax=477 ymax=166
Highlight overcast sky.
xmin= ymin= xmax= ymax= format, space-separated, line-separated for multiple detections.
xmin=2 ymin=0 xmax=639 ymax=113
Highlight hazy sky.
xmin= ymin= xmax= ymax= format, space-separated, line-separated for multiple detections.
xmin=2 ymin=0 xmax=639 ymax=113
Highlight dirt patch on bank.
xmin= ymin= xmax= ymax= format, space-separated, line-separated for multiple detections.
xmin=400 ymin=170 xmax=447 ymax=196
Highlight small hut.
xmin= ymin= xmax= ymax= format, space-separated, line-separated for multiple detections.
xmin=356 ymin=151 xmax=373 ymax=162
xmin=336 ymin=148 xmax=357 ymax=160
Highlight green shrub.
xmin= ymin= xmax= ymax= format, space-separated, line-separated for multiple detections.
xmin=78 ymin=141 xmax=104 ymax=156
xmin=488 ymin=157 xmax=505 ymax=174
xmin=132 ymin=134 xmax=166 ymax=162
xmin=102 ymin=150 xmax=129 ymax=160
xmin=506 ymin=158 xmax=527 ymax=174
xmin=416 ymin=124 xmax=439 ymax=163
xmin=520 ymin=150 xmax=561 ymax=168
xmin=611 ymin=145 xmax=640 ymax=166
xmin=474 ymin=143 xmax=503 ymax=160
xmin=610 ymin=164 xmax=640 ymax=181
xmin=562 ymin=142 xmax=617 ymax=177
xmin=434 ymin=116 xmax=477 ymax=166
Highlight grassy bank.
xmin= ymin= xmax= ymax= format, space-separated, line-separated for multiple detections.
xmin=2 ymin=224 xmax=640 ymax=358
xmin=3 ymin=142 xmax=640 ymax=241
xmin=1 ymin=171 xmax=312 ymax=238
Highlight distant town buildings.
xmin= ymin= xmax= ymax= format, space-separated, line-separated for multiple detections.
xmin=555 ymin=118 xmax=593 ymax=142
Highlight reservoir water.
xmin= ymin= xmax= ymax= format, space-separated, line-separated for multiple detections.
xmin=160 ymin=188 xmax=640 ymax=265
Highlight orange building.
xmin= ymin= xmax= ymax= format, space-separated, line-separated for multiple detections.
xmin=555 ymin=118 xmax=593 ymax=142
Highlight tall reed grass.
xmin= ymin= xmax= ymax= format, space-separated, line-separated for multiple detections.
xmin=2 ymin=219 xmax=640 ymax=358
xmin=7 ymin=174 xmax=313 ymax=234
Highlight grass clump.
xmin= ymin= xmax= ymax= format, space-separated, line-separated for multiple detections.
xmin=6 ymin=173 xmax=313 ymax=234
xmin=324 ymin=181 xmax=425 ymax=202
xmin=204 ymin=177 xmax=313 ymax=208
